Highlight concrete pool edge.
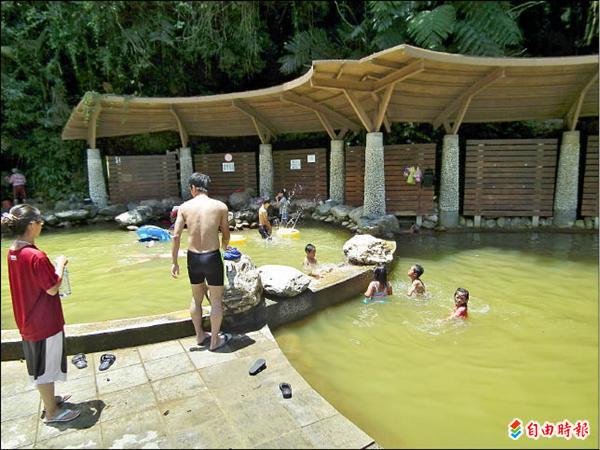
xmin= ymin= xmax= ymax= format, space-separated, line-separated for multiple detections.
xmin=1 ymin=264 xmax=376 ymax=361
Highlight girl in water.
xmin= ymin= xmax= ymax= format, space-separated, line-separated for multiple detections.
xmin=363 ymin=265 xmax=393 ymax=303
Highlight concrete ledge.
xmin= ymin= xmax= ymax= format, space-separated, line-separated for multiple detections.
xmin=1 ymin=264 xmax=375 ymax=361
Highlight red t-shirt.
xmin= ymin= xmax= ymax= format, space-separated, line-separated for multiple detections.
xmin=455 ymin=306 xmax=468 ymax=319
xmin=7 ymin=244 xmax=65 ymax=341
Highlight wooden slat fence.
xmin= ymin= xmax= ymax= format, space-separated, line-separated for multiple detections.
xmin=581 ymin=135 xmax=598 ymax=217
xmin=107 ymin=154 xmax=179 ymax=203
xmin=345 ymin=144 xmax=437 ymax=215
xmin=273 ymin=148 xmax=327 ymax=200
xmin=463 ymin=139 xmax=558 ymax=217
xmin=194 ymin=152 xmax=257 ymax=197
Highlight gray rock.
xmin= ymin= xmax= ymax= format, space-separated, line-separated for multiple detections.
xmin=55 ymin=209 xmax=90 ymax=221
xmin=330 ymin=205 xmax=354 ymax=220
xmin=316 ymin=202 xmax=333 ymax=216
xmin=53 ymin=200 xmax=70 ymax=212
xmin=127 ymin=201 xmax=140 ymax=211
xmin=466 ymin=219 xmax=474 ymax=228
xmin=485 ymin=219 xmax=497 ymax=228
xmin=250 ymin=222 xmax=258 ymax=229
xmin=258 ymin=265 xmax=311 ymax=297
xmin=291 ymin=199 xmax=317 ymax=214
xmin=83 ymin=205 xmax=99 ymax=219
xmin=228 ymin=212 xmax=236 ymax=226
xmin=115 ymin=206 xmax=153 ymax=226
xmin=459 ymin=217 xmax=466 ymax=226
xmin=342 ymin=221 xmax=349 ymax=227
xmin=99 ymin=204 xmax=127 ymax=216
xmin=343 ymin=234 xmax=396 ymax=265
xmin=229 ymin=191 xmax=252 ymax=211
xmin=356 ymin=214 xmax=400 ymax=238
xmin=57 ymin=221 xmax=72 ymax=228
xmin=161 ymin=197 xmax=180 ymax=211
xmin=241 ymin=221 xmax=250 ymax=227
xmin=325 ymin=199 xmax=340 ymax=207
xmin=324 ymin=216 xmax=335 ymax=223
xmin=43 ymin=214 xmax=59 ymax=226
xmin=126 ymin=225 xmax=139 ymax=231
xmin=349 ymin=206 xmax=364 ymax=223
xmin=425 ymin=214 xmax=438 ymax=222
xmin=223 ymin=255 xmax=263 ymax=315
xmin=245 ymin=187 xmax=257 ymax=198
xmin=584 ymin=217 xmax=594 ymax=229
xmin=497 ymin=217 xmax=507 ymax=228
xmin=140 ymin=199 xmax=165 ymax=216
xmin=575 ymin=219 xmax=585 ymax=228
xmin=311 ymin=212 xmax=319 ymax=220
xmin=421 ymin=220 xmax=436 ymax=229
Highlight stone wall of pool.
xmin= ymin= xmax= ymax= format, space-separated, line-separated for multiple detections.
xmin=0 ymin=264 xmax=376 ymax=361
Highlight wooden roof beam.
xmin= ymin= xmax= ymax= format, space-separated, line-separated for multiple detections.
xmin=315 ymin=111 xmax=336 ymax=140
xmin=169 ymin=106 xmax=189 ymax=148
xmin=565 ymin=70 xmax=598 ymax=131
xmin=433 ymin=67 xmax=505 ymax=130
xmin=311 ymin=75 xmax=374 ymax=92
xmin=280 ymin=92 xmax=361 ymax=131
xmin=371 ymin=85 xmax=395 ymax=132
xmin=450 ymin=97 xmax=472 ymax=134
xmin=87 ymin=104 xmax=101 ymax=148
xmin=232 ymin=99 xmax=278 ymax=142
xmin=343 ymin=89 xmax=373 ymax=132
xmin=373 ymin=59 xmax=425 ymax=93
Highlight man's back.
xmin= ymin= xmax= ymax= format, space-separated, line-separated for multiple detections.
xmin=180 ymin=195 xmax=227 ymax=253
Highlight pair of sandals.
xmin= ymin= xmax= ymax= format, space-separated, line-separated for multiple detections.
xmin=248 ymin=358 xmax=292 ymax=399
xmin=41 ymin=395 xmax=80 ymax=424
xmin=190 ymin=332 xmax=233 ymax=352
xmin=72 ymin=353 xmax=115 ymax=371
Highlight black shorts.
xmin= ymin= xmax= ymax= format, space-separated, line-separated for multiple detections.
xmin=258 ymin=225 xmax=271 ymax=239
xmin=187 ymin=249 xmax=224 ymax=286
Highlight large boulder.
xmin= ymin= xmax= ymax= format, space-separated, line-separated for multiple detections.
xmin=316 ymin=202 xmax=333 ymax=216
xmin=43 ymin=213 xmax=59 ymax=226
xmin=229 ymin=191 xmax=252 ymax=211
xmin=349 ymin=206 xmax=364 ymax=223
xmin=291 ymin=198 xmax=317 ymax=214
xmin=330 ymin=204 xmax=354 ymax=221
xmin=161 ymin=197 xmax=180 ymax=211
xmin=140 ymin=199 xmax=165 ymax=217
xmin=98 ymin=204 xmax=128 ymax=217
xmin=55 ymin=209 xmax=90 ymax=221
xmin=53 ymin=200 xmax=71 ymax=212
xmin=258 ymin=265 xmax=311 ymax=297
xmin=356 ymin=214 xmax=400 ymax=238
xmin=223 ymin=255 xmax=263 ymax=315
xmin=114 ymin=206 xmax=153 ymax=226
xmin=343 ymin=234 xmax=396 ymax=265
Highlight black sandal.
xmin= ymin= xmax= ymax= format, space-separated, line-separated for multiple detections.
xmin=71 ymin=353 xmax=87 ymax=369
xmin=279 ymin=382 xmax=292 ymax=399
xmin=98 ymin=354 xmax=116 ymax=371
xmin=249 ymin=358 xmax=267 ymax=376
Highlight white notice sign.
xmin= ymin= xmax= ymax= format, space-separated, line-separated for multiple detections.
xmin=290 ymin=159 xmax=301 ymax=170
xmin=222 ymin=162 xmax=235 ymax=172
xmin=307 ymin=154 xmax=316 ymax=163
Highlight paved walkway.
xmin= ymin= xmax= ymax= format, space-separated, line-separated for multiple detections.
xmin=1 ymin=326 xmax=376 ymax=449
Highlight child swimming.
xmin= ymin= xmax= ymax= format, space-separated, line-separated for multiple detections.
xmin=364 ymin=265 xmax=393 ymax=303
xmin=303 ymin=243 xmax=320 ymax=278
xmin=407 ymin=264 xmax=426 ymax=297
xmin=439 ymin=288 xmax=469 ymax=322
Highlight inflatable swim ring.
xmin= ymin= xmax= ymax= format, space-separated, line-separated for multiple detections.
xmin=136 ymin=225 xmax=172 ymax=242
xmin=229 ymin=234 xmax=247 ymax=245
xmin=276 ymin=228 xmax=301 ymax=238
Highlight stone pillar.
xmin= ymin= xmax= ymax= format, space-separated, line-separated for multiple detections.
xmin=553 ymin=131 xmax=580 ymax=226
xmin=439 ymin=134 xmax=460 ymax=227
xmin=329 ymin=140 xmax=345 ymax=203
xmin=259 ymin=143 xmax=273 ymax=198
xmin=86 ymin=148 xmax=108 ymax=207
xmin=363 ymin=132 xmax=386 ymax=217
xmin=179 ymin=147 xmax=193 ymax=200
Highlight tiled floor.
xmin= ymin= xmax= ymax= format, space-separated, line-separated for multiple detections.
xmin=1 ymin=326 xmax=375 ymax=449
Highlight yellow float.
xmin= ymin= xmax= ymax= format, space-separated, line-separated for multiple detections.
xmin=276 ymin=228 xmax=301 ymax=238
xmin=229 ymin=234 xmax=247 ymax=245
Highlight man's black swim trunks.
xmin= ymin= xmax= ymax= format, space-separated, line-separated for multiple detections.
xmin=187 ymin=249 xmax=224 ymax=285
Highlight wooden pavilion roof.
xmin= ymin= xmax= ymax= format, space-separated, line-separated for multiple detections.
xmin=61 ymin=44 xmax=599 ymax=147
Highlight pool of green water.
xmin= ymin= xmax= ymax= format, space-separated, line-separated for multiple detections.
xmin=273 ymin=232 xmax=598 ymax=448
xmin=1 ymin=223 xmax=351 ymax=329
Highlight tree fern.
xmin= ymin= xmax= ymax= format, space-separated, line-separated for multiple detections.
xmin=407 ymin=4 xmax=456 ymax=51
xmin=279 ymin=29 xmax=339 ymax=75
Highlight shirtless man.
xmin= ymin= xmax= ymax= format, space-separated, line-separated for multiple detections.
xmin=171 ymin=173 xmax=231 ymax=351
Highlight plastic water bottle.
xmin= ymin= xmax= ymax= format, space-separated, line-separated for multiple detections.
xmin=59 ymin=267 xmax=71 ymax=298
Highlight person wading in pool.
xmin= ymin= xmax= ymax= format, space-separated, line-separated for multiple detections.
xmin=171 ymin=172 xmax=232 ymax=351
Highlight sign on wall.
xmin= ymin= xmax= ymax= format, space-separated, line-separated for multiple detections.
xmin=222 ymin=162 xmax=235 ymax=172
xmin=307 ymin=154 xmax=316 ymax=163
xmin=290 ymin=159 xmax=302 ymax=170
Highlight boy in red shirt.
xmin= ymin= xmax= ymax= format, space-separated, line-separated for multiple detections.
xmin=2 ymin=204 xmax=79 ymax=423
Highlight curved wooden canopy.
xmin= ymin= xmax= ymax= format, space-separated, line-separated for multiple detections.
xmin=62 ymin=44 xmax=599 ymax=146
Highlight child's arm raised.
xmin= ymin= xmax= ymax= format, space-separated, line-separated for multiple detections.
xmin=364 ymin=281 xmax=375 ymax=298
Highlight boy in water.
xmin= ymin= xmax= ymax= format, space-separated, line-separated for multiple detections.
xmin=303 ymin=243 xmax=320 ymax=278
xmin=407 ymin=264 xmax=426 ymax=297
xmin=258 ymin=198 xmax=272 ymax=240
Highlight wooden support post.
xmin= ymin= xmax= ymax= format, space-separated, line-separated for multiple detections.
xmin=170 ymin=106 xmax=189 ymax=148
xmin=315 ymin=111 xmax=336 ymax=140
xmin=566 ymin=71 xmax=598 ymax=131
xmin=87 ymin=104 xmax=102 ymax=149
xmin=343 ymin=89 xmax=373 ymax=132
xmin=373 ymin=84 xmax=395 ymax=132
xmin=280 ymin=92 xmax=360 ymax=130
xmin=232 ymin=99 xmax=278 ymax=143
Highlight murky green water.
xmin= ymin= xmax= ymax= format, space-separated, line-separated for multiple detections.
xmin=1 ymin=223 xmax=351 ymax=329
xmin=274 ymin=232 xmax=598 ymax=449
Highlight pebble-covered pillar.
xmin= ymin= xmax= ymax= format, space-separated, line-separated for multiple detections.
xmin=329 ymin=140 xmax=345 ymax=203
xmin=439 ymin=134 xmax=460 ymax=227
xmin=553 ymin=131 xmax=580 ymax=226
xmin=363 ymin=132 xmax=386 ymax=217
xmin=86 ymin=148 xmax=108 ymax=207
xmin=179 ymin=147 xmax=193 ymax=200
xmin=259 ymin=143 xmax=273 ymax=198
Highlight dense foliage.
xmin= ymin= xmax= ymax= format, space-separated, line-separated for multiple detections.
xmin=1 ymin=1 xmax=598 ymax=200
